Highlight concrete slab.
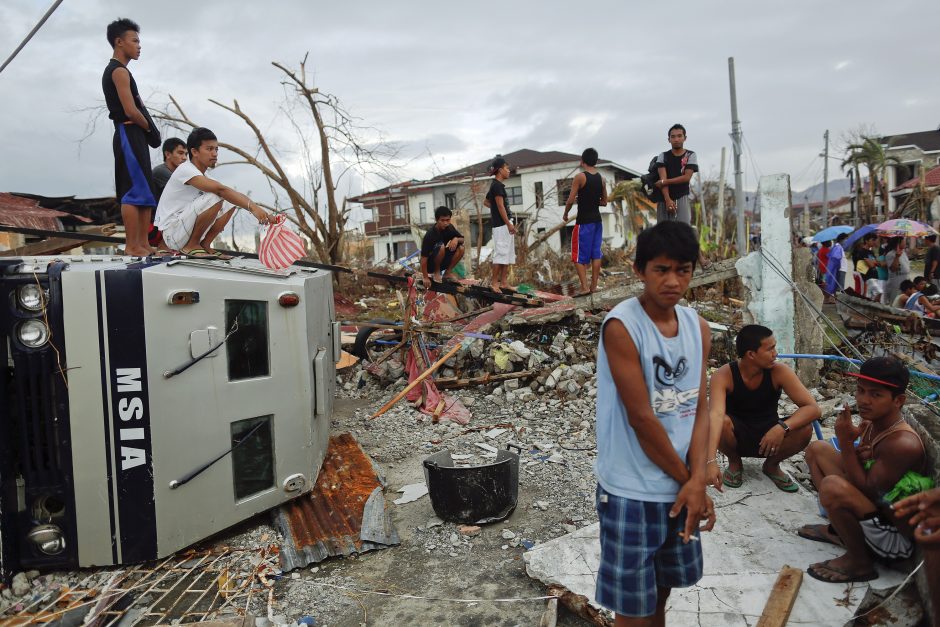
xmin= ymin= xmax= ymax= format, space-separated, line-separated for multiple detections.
xmin=524 ymin=464 xmax=912 ymax=625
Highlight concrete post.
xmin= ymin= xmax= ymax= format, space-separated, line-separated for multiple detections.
xmin=735 ymin=173 xmax=823 ymax=385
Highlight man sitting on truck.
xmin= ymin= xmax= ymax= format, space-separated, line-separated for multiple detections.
xmin=154 ymin=127 xmax=272 ymax=259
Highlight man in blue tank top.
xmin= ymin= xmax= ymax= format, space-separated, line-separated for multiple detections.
xmin=594 ymin=221 xmax=715 ymax=623
xmin=707 ymin=325 xmax=818 ymax=493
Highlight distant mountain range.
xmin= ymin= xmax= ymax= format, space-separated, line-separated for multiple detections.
xmin=793 ymin=178 xmax=851 ymax=203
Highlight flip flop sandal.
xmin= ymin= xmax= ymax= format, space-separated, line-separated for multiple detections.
xmin=181 ymin=248 xmax=218 ymax=260
xmin=722 ymin=468 xmax=743 ymax=488
xmin=209 ymin=251 xmax=234 ymax=260
xmin=806 ymin=560 xmax=877 ymax=584
xmin=798 ymin=524 xmax=844 ymax=547
xmin=763 ymin=470 xmax=799 ymax=492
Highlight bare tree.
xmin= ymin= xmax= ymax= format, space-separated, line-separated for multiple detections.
xmin=155 ymin=53 xmax=398 ymax=266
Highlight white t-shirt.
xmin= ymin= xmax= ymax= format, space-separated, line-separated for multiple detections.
xmin=154 ymin=161 xmax=211 ymax=228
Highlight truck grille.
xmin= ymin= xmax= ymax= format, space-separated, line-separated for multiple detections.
xmin=11 ymin=350 xmax=63 ymax=487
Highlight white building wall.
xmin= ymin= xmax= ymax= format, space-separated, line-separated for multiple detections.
xmin=410 ymin=192 xmax=435 ymax=226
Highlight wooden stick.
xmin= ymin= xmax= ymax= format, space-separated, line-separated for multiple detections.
xmin=434 ymin=371 xmax=534 ymax=389
xmin=438 ymin=305 xmax=495 ymax=325
xmin=432 ymin=399 xmax=446 ymax=423
xmin=755 ymin=565 xmax=802 ymax=627
xmin=371 ymin=342 xmax=462 ymax=418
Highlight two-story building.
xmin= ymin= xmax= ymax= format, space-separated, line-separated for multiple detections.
xmin=882 ymin=126 xmax=940 ymax=214
xmin=353 ymin=149 xmax=640 ymax=264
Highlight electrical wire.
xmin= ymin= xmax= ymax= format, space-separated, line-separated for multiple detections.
xmin=0 ymin=0 xmax=65 ymax=75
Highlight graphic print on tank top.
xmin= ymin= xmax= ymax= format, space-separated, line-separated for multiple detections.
xmin=650 ymin=354 xmax=698 ymax=414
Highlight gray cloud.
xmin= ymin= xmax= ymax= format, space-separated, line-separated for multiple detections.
xmin=1 ymin=0 xmax=938 ymax=209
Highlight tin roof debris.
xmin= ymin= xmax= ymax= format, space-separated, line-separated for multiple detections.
xmin=2 ymin=546 xmax=272 ymax=626
xmin=273 ymin=433 xmax=399 ymax=571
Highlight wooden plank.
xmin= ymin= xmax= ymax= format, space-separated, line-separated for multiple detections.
xmin=371 ymin=342 xmax=462 ymax=418
xmin=0 ymin=225 xmax=118 ymax=257
xmin=755 ymin=565 xmax=803 ymax=627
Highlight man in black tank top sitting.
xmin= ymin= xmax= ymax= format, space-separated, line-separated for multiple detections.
xmin=798 ymin=356 xmax=928 ymax=584
xmin=707 ymin=325 xmax=818 ymax=493
xmin=563 ymin=148 xmax=608 ymax=295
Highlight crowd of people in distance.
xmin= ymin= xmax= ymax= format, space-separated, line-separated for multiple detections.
xmin=810 ymin=228 xmax=940 ymax=313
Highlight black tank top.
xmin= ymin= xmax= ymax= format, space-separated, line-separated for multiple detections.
xmin=726 ymin=362 xmax=781 ymax=423
xmin=575 ymin=171 xmax=603 ymax=224
xmin=102 ymin=58 xmax=141 ymax=124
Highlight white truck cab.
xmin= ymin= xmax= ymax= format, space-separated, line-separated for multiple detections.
xmin=0 ymin=256 xmax=336 ymax=574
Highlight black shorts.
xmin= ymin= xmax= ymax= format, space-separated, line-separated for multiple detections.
xmin=427 ymin=242 xmax=455 ymax=275
xmin=729 ymin=414 xmax=778 ymax=457
xmin=113 ymin=124 xmax=156 ymax=209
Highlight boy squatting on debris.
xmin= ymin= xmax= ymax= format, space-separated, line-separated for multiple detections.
xmin=594 ymin=221 xmax=715 ymax=625
xmin=102 ymin=18 xmax=162 ymax=257
xmin=797 ymin=356 xmax=929 ymax=583
xmin=420 ymin=205 xmax=465 ymax=287
xmin=563 ymin=147 xmax=609 ymax=296
xmin=153 ymin=127 xmax=272 ymax=259
xmin=707 ymin=324 xmax=818 ymax=493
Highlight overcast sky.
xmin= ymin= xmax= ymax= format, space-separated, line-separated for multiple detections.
xmin=2 ymin=0 xmax=939 ymax=219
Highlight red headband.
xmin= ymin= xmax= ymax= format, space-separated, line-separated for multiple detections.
xmin=844 ymin=371 xmax=901 ymax=389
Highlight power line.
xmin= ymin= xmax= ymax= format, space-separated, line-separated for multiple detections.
xmin=0 ymin=0 xmax=65 ymax=75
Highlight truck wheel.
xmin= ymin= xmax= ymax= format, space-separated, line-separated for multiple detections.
xmin=352 ymin=319 xmax=403 ymax=361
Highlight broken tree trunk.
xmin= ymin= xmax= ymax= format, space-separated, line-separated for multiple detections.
xmin=755 ymin=565 xmax=803 ymax=627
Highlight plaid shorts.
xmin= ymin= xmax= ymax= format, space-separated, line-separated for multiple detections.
xmin=595 ymin=485 xmax=703 ymax=617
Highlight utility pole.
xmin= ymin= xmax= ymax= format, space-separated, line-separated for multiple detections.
xmin=716 ymin=146 xmax=727 ymax=241
xmin=728 ymin=57 xmax=746 ymax=254
xmin=821 ymin=130 xmax=830 ymax=226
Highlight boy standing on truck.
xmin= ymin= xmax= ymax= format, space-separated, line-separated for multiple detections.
xmin=103 ymin=18 xmax=161 ymax=256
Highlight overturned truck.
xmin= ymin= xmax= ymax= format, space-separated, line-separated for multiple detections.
xmin=0 ymin=256 xmax=338 ymax=576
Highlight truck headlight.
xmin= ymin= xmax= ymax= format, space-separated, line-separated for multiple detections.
xmin=17 ymin=319 xmax=50 ymax=348
xmin=27 ymin=524 xmax=66 ymax=555
xmin=17 ymin=284 xmax=46 ymax=312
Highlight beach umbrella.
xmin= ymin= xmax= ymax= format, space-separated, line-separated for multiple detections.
xmin=812 ymin=225 xmax=853 ymax=243
xmin=844 ymin=224 xmax=878 ymax=250
xmin=875 ymin=218 xmax=938 ymax=238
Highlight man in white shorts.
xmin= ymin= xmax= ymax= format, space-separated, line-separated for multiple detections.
xmin=485 ymin=156 xmax=516 ymax=293
xmin=154 ymin=127 xmax=271 ymax=259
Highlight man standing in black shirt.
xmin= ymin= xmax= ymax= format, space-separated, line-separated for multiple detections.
xmin=102 ymin=18 xmax=161 ymax=256
xmin=486 ymin=157 xmax=516 ymax=293
xmin=420 ymin=206 xmax=465 ymax=288
xmin=655 ymin=124 xmax=698 ymax=224
xmin=564 ymin=148 xmax=608 ymax=294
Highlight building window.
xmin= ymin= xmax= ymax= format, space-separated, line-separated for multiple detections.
xmin=506 ymin=186 xmax=523 ymax=206
xmin=534 ymin=182 xmax=544 ymax=208
xmin=556 ymin=178 xmax=574 ymax=206
xmin=231 ymin=415 xmax=275 ymax=500
xmin=537 ymin=227 xmax=546 ymax=234
xmin=225 ymin=300 xmax=270 ymax=381
xmin=419 ymin=202 xmax=427 ymax=223
xmin=445 ymin=193 xmax=457 ymax=210
xmin=393 ymin=203 xmax=405 ymax=219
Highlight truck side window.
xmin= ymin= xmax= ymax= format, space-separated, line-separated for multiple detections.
xmin=225 ymin=300 xmax=270 ymax=380
xmin=231 ymin=415 xmax=274 ymax=500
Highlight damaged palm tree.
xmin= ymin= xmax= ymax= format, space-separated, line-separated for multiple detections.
xmin=156 ymin=53 xmax=398 ymax=267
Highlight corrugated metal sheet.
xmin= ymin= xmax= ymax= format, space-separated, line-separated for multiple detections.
xmin=274 ymin=433 xmax=398 ymax=571
xmin=0 ymin=193 xmax=72 ymax=230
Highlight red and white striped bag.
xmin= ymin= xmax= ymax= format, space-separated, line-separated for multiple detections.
xmin=258 ymin=214 xmax=306 ymax=270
